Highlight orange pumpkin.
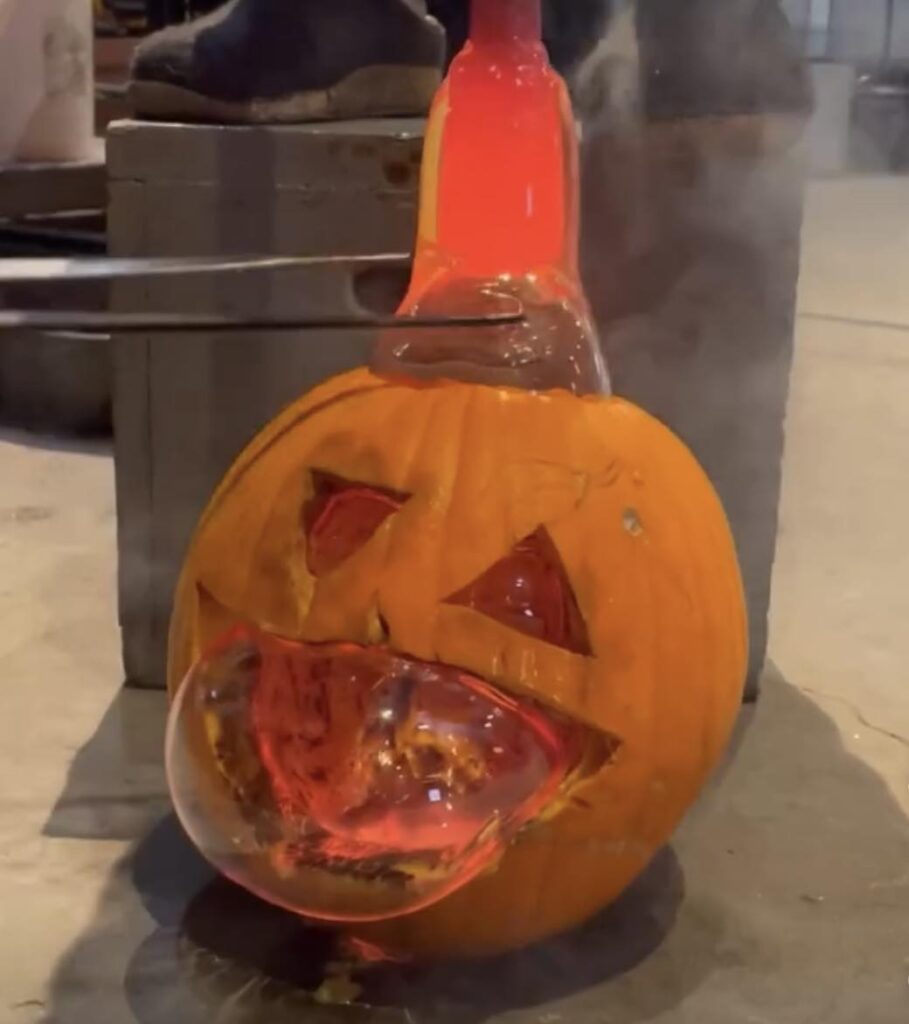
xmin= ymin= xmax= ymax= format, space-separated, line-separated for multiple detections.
xmin=166 ymin=367 xmax=746 ymax=957
xmin=165 ymin=0 xmax=747 ymax=960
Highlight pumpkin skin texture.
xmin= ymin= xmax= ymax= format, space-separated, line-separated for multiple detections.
xmin=167 ymin=367 xmax=748 ymax=959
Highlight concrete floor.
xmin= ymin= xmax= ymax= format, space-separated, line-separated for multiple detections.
xmin=1 ymin=175 xmax=909 ymax=1023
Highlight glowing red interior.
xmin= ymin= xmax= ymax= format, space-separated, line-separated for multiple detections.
xmin=249 ymin=636 xmax=574 ymax=862
xmin=303 ymin=472 xmax=409 ymax=577
xmin=303 ymin=476 xmax=592 ymax=657
xmin=168 ymin=625 xmax=581 ymax=920
xmin=446 ymin=527 xmax=592 ymax=656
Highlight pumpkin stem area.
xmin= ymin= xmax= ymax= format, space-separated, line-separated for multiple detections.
xmin=165 ymin=625 xmax=613 ymax=923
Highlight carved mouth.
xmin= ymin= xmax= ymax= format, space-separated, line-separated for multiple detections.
xmin=166 ymin=624 xmax=618 ymax=923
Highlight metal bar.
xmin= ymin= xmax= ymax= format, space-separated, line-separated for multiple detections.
xmin=0 ymin=308 xmax=526 ymax=335
xmin=0 ymin=253 xmax=412 ymax=285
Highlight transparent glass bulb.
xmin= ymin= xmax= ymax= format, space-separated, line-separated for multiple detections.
xmin=166 ymin=626 xmax=576 ymax=922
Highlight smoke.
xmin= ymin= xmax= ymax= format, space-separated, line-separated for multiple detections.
xmin=542 ymin=0 xmax=615 ymax=71
xmin=570 ymin=0 xmax=641 ymax=129
xmin=569 ymin=0 xmax=813 ymax=133
xmin=571 ymin=0 xmax=814 ymax=697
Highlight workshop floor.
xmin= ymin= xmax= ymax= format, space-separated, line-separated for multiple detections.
xmin=1 ymin=175 xmax=908 ymax=1024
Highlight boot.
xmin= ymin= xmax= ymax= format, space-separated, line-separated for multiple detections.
xmin=129 ymin=0 xmax=446 ymax=123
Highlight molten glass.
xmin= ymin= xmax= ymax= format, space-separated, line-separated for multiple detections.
xmin=373 ymin=0 xmax=610 ymax=395
xmin=166 ymin=627 xmax=578 ymax=921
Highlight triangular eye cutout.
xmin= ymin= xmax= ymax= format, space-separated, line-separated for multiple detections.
xmin=303 ymin=471 xmax=409 ymax=577
xmin=445 ymin=528 xmax=592 ymax=656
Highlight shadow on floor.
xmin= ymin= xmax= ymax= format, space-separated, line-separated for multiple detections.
xmin=43 ymin=686 xmax=169 ymax=843
xmin=120 ymin=819 xmax=684 ymax=1024
xmin=0 ymin=424 xmax=112 ymax=456
xmin=41 ymin=667 xmax=909 ymax=1024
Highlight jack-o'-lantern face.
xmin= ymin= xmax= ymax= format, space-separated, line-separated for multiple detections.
xmin=166 ymin=368 xmax=747 ymax=956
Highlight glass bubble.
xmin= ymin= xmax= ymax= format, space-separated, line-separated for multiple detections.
xmin=166 ymin=625 xmax=577 ymax=922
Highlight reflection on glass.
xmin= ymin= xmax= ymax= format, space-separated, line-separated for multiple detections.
xmin=166 ymin=626 xmax=578 ymax=921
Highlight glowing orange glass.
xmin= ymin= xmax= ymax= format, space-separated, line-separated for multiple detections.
xmin=384 ymin=0 xmax=609 ymax=396
xmin=406 ymin=0 xmax=576 ymax=295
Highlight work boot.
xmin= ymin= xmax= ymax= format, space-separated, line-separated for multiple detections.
xmin=129 ymin=0 xmax=446 ymax=123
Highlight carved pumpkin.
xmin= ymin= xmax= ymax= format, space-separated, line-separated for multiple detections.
xmin=165 ymin=0 xmax=747 ymax=959
xmin=167 ymin=367 xmax=746 ymax=956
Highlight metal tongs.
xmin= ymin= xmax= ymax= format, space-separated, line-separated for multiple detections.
xmin=0 ymin=254 xmax=527 ymax=333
